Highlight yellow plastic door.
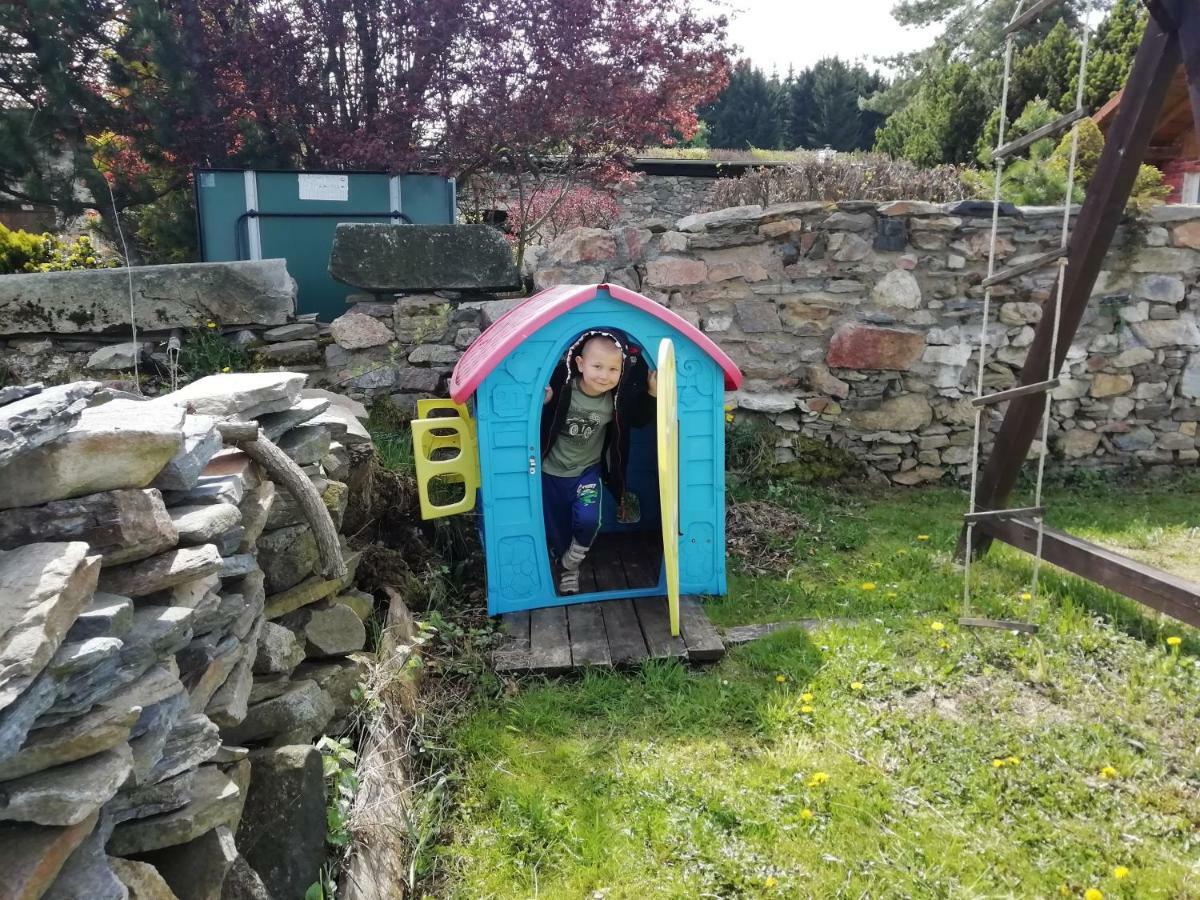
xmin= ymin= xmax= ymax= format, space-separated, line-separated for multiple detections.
xmin=410 ymin=401 xmax=480 ymax=520
xmin=656 ymin=338 xmax=680 ymax=636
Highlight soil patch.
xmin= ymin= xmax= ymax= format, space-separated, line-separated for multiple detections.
xmin=726 ymin=499 xmax=809 ymax=575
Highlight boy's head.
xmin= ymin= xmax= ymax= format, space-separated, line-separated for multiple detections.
xmin=574 ymin=335 xmax=623 ymax=397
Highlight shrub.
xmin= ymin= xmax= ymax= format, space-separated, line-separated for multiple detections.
xmin=506 ymin=185 xmax=621 ymax=245
xmin=0 ymin=224 xmax=115 ymax=274
xmin=710 ymin=151 xmax=970 ymax=207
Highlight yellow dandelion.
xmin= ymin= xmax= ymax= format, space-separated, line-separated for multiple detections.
xmin=992 ymin=759 xmax=1005 ymax=768
xmin=850 ymin=681 xmax=863 ymax=691
xmin=801 ymin=704 xmax=814 ymax=714
xmin=1058 ymin=886 xmax=1070 ymax=897
xmin=887 ymin=591 xmax=898 ymax=598
xmin=1167 ymin=636 xmax=1182 ymax=647
xmin=206 ymin=321 xmax=217 ymax=329
xmin=807 ymin=771 xmax=829 ymax=787
xmin=775 ymin=674 xmax=787 ymax=683
xmin=801 ymin=692 xmax=814 ymax=703
xmin=1085 ymin=889 xmax=1103 ymax=900
xmin=1113 ymin=866 xmax=1129 ymax=880
xmin=1099 ymin=765 xmax=1119 ymax=779
xmin=1006 ymin=756 xmax=1021 ymax=765
xmin=800 ymin=808 xmax=814 ymax=820
xmin=221 ymin=366 xmax=231 ymax=373
xmin=861 ymin=582 xmax=876 ymax=591
xmin=896 ymin=548 xmax=908 ymax=555
xmin=931 ymin=621 xmax=945 ymax=632
xmin=917 ymin=534 xmax=930 ymax=541
xmin=764 ymin=876 xmax=778 ymax=889
xmin=725 ymin=412 xmax=734 ymax=423
xmin=1020 ymin=591 xmax=1033 ymax=601
xmin=938 ymin=640 xmax=950 ymax=650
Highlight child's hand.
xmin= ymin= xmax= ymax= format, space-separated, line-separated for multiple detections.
xmin=647 ymin=371 xmax=658 ymax=397
xmin=544 ymin=386 xmax=553 ymax=405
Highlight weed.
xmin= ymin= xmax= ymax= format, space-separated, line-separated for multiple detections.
xmin=178 ymin=327 xmax=249 ymax=378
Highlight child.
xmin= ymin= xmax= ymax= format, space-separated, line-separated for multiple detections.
xmin=541 ymin=329 xmax=657 ymax=594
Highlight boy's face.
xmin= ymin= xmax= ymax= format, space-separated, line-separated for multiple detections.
xmin=575 ymin=338 xmax=622 ymax=397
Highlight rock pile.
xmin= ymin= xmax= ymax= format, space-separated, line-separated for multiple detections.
xmin=0 ymin=372 xmax=373 ymax=900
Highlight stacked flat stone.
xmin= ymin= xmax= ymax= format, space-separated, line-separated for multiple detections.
xmin=0 ymin=372 xmax=373 ymax=900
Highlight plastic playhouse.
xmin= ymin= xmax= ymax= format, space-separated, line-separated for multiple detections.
xmin=412 ymin=283 xmax=742 ymax=616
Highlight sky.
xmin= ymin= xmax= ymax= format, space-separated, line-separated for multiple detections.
xmin=713 ymin=0 xmax=942 ymax=76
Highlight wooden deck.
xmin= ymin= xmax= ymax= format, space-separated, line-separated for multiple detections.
xmin=492 ymin=532 xmax=724 ymax=674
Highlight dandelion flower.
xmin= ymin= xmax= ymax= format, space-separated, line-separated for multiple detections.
xmin=221 ymin=366 xmax=231 ymax=373
xmin=807 ymin=771 xmax=829 ymax=787
xmin=1006 ymin=756 xmax=1021 ymax=765
xmin=1020 ymin=591 xmax=1033 ymax=601
xmin=206 ymin=321 xmax=217 ymax=329
xmin=1113 ymin=866 xmax=1129 ymax=880
xmin=931 ymin=621 xmax=945 ymax=632
xmin=938 ymin=640 xmax=950 ymax=650
xmin=1167 ymin=636 xmax=1182 ymax=647
xmin=896 ymin=549 xmax=908 ymax=555
xmin=1085 ymin=889 xmax=1103 ymax=900
xmin=775 ymin=674 xmax=787 ymax=683
xmin=801 ymin=692 xmax=814 ymax=703
xmin=850 ymin=681 xmax=863 ymax=691
xmin=917 ymin=534 xmax=930 ymax=542
xmin=764 ymin=876 xmax=778 ymax=889
xmin=725 ymin=413 xmax=734 ymax=423
xmin=1058 ymin=886 xmax=1070 ymax=897
xmin=800 ymin=808 xmax=814 ymax=820
xmin=801 ymin=705 xmax=814 ymax=714
xmin=1099 ymin=765 xmax=1119 ymax=779
xmin=886 ymin=591 xmax=898 ymax=598
xmin=861 ymin=582 xmax=877 ymax=591
xmin=992 ymin=759 xmax=1005 ymax=768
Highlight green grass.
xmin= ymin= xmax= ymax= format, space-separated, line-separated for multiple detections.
xmin=421 ymin=475 xmax=1200 ymax=899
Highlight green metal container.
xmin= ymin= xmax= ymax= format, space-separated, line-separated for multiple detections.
xmin=194 ymin=167 xmax=456 ymax=321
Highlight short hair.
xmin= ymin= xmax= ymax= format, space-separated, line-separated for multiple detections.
xmin=578 ymin=334 xmax=622 ymax=357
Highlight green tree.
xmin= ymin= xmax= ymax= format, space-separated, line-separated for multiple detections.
xmin=1084 ymin=0 xmax=1147 ymax=111
xmin=789 ymin=58 xmax=887 ymax=151
xmin=873 ymin=62 xmax=991 ymax=165
xmin=704 ymin=61 xmax=786 ymax=149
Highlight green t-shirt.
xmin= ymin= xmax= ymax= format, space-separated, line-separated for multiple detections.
xmin=542 ymin=381 xmax=614 ymax=477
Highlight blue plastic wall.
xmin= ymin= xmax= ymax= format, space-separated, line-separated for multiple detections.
xmin=474 ymin=290 xmax=727 ymax=615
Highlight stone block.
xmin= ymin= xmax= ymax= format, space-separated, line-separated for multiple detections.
xmin=0 ymin=743 xmax=133 ymax=826
xmin=255 ymin=340 xmax=320 ymax=366
xmin=330 ymin=311 xmax=394 ymax=350
xmin=254 ymin=398 xmax=330 ymax=442
xmin=253 ymin=622 xmax=306 ymax=676
xmin=108 ymin=857 xmax=181 ymax=900
xmin=734 ymin=300 xmax=781 ymax=333
xmin=0 ymin=812 xmax=100 ymax=900
xmin=153 ymin=415 xmax=223 ymax=493
xmin=281 ymin=601 xmax=366 ymax=658
xmin=257 ymin=526 xmax=318 ymax=595
xmin=827 ymin=324 xmax=924 ymax=371
xmin=675 ymin=205 xmax=763 ymax=233
xmin=1130 ymin=315 xmax=1200 ymax=350
xmin=644 ymin=257 xmax=707 ymax=287
xmin=329 ymin=223 xmax=520 ymax=292
xmin=99 ymin=545 xmax=223 ymax=599
xmin=170 ymin=504 xmax=242 ymax=547
xmin=137 ymin=824 xmax=238 ymax=900
xmin=0 ymin=259 xmax=294 ymax=334
xmin=846 ymin=394 xmax=933 ymax=432
xmin=153 ymin=373 xmax=306 ymax=420
xmin=276 ymin=425 xmax=331 ymax=466
xmin=0 ymin=702 xmax=139 ymax=782
xmin=86 ymin=342 xmax=147 ymax=371
xmin=220 ymin=681 xmax=333 ymax=746
xmin=544 ymin=227 xmax=618 ymax=266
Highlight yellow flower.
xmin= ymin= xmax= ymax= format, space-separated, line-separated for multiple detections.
xmin=807 ymin=771 xmax=829 ymax=787
xmin=775 ymin=674 xmax=787 ymax=683
xmin=800 ymin=808 xmax=814 ymax=820
xmin=1058 ymin=886 xmax=1070 ymax=897
xmin=1020 ymin=591 xmax=1033 ymax=601
xmin=1099 ymin=765 xmax=1119 ymax=779
xmin=801 ymin=704 xmax=814 ymax=714
xmin=221 ymin=366 xmax=231 ymax=373
xmin=850 ymin=681 xmax=863 ymax=691
xmin=938 ymin=640 xmax=950 ymax=650
xmin=861 ymin=582 xmax=876 ymax=591
xmin=206 ymin=321 xmax=217 ymax=329
xmin=725 ymin=412 xmax=734 ymax=423
xmin=1167 ymin=636 xmax=1182 ymax=647
xmin=1113 ymin=866 xmax=1129 ymax=880
xmin=764 ymin=876 xmax=778 ymax=889
xmin=916 ymin=534 xmax=930 ymax=541
xmin=1085 ymin=889 xmax=1103 ymax=900
xmin=801 ymin=692 xmax=814 ymax=703
xmin=1006 ymin=756 xmax=1021 ymax=765
xmin=992 ymin=759 xmax=1005 ymax=768
xmin=896 ymin=548 xmax=908 ymax=555
xmin=886 ymin=591 xmax=898 ymax=598
xmin=930 ymin=621 xmax=945 ymax=632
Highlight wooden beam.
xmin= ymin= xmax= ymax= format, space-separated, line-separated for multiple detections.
xmin=980 ymin=246 xmax=1068 ymax=288
xmin=980 ymin=518 xmax=1200 ymax=629
xmin=991 ymin=108 xmax=1087 ymax=161
xmin=1005 ymin=0 xmax=1065 ymax=36
xmin=971 ymin=378 xmax=1060 ymax=408
xmin=961 ymin=20 xmax=1182 ymax=560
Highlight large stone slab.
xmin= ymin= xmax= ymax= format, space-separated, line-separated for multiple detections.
xmin=99 ymin=545 xmax=223 ymax=599
xmin=170 ymin=504 xmax=242 ymax=546
xmin=0 ymin=259 xmax=295 ymax=334
xmin=0 ymin=489 xmax=178 ymax=566
xmin=0 ymin=542 xmax=100 ymax=715
xmin=108 ymin=856 xmax=182 ymax=900
xmin=236 ymin=746 xmax=326 ymax=900
xmin=221 ymin=680 xmax=333 ymax=746
xmin=148 ymin=713 xmax=222 ymax=784
xmin=0 ymin=811 xmax=99 ymax=900
xmin=42 ymin=811 xmax=126 ymax=900
xmin=845 ymin=394 xmax=933 ymax=432
xmin=329 ymin=223 xmax=521 ymax=292
xmin=0 ymin=399 xmax=185 ymax=510
xmin=826 ymin=324 xmax=925 ymax=371
xmin=138 ymin=824 xmax=238 ymax=900
xmin=256 ymin=526 xmax=318 ymax=595
xmin=282 ymin=601 xmax=366 ymax=658
xmin=219 ymin=855 xmax=273 ymax=900
xmin=255 ymin=398 xmax=330 ymax=442
xmin=0 ymin=743 xmax=133 ymax=826
xmin=0 ymin=701 xmax=139 ymax=782
xmin=153 ymin=373 xmax=306 ymax=420
xmin=0 ymin=380 xmax=99 ymax=466
xmin=153 ymin=415 xmax=223 ymax=492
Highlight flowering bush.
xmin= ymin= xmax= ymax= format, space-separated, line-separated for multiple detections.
xmin=0 ymin=224 xmax=115 ymax=274
xmin=507 ymin=186 xmax=621 ymax=246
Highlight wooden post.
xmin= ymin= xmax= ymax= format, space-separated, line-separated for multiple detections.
xmin=960 ymin=16 xmax=1184 ymax=559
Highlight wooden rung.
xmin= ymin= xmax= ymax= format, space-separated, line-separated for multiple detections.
xmin=971 ymin=378 xmax=1060 ymax=407
xmin=1004 ymin=0 xmax=1065 ymax=35
xmin=981 ymin=247 xmax=1068 ymax=288
xmin=963 ymin=505 xmax=1045 ymax=524
xmin=959 ymin=617 xmax=1040 ymax=635
xmin=992 ymin=108 xmax=1087 ymax=161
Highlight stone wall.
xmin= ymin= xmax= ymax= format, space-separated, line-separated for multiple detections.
xmin=527 ymin=202 xmax=1200 ymax=482
xmin=0 ymin=372 xmax=372 ymax=900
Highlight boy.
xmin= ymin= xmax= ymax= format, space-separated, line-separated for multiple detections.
xmin=541 ymin=329 xmax=657 ymax=594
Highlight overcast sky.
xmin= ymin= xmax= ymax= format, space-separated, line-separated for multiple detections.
xmin=714 ymin=0 xmax=942 ymax=76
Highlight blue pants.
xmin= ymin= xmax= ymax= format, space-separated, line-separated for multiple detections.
xmin=542 ymin=465 xmax=603 ymax=559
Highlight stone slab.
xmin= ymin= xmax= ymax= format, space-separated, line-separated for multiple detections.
xmin=152 ymin=415 xmax=223 ymax=492
xmin=0 ymin=259 xmax=294 ymax=334
xmin=152 ymin=373 xmax=306 ymax=420
xmin=329 ymin=223 xmax=520 ymax=292
xmin=99 ymin=546 xmax=223 ymax=599
xmin=0 ymin=380 xmax=99 ymax=466
xmin=0 ymin=743 xmax=133 ymax=826
xmin=0 ymin=811 xmax=99 ymax=900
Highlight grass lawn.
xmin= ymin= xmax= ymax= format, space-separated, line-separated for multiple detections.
xmin=415 ymin=471 xmax=1200 ymax=899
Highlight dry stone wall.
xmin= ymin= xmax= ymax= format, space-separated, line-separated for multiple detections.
xmin=0 ymin=372 xmax=372 ymax=900
xmin=526 ymin=202 xmax=1200 ymax=482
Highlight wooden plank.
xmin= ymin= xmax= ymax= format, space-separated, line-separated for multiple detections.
xmin=591 ymin=537 xmax=628 ymax=592
xmin=971 ymin=378 xmax=1060 ymax=407
xmin=633 ymin=595 xmax=687 ymax=659
xmin=600 ymin=599 xmax=650 ymax=666
xmin=1004 ymin=0 xmax=1065 ymax=35
xmin=528 ymin=607 xmax=571 ymax=674
xmin=723 ymin=620 xmax=823 ymax=644
xmin=493 ymin=611 xmax=530 ymax=673
xmin=566 ymin=603 xmax=612 ymax=667
xmin=980 ymin=517 xmax=1200 ymax=629
xmin=963 ymin=505 xmax=1045 ymax=524
xmin=959 ymin=617 xmax=1039 ymax=635
xmin=616 ymin=533 xmax=662 ymax=589
xmin=980 ymin=246 xmax=1067 ymax=288
xmin=963 ymin=20 xmax=1182 ymax=560
xmin=991 ymin=108 xmax=1087 ymax=161
xmin=678 ymin=597 xmax=724 ymax=662
xmin=576 ymin=554 xmax=599 ymax=594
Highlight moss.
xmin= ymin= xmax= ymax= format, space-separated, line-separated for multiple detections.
xmin=775 ymin=434 xmax=859 ymax=483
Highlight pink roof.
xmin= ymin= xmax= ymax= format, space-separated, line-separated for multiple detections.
xmin=450 ymin=283 xmax=743 ymax=402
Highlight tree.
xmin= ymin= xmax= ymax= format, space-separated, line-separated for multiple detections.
xmin=790 ymin=58 xmax=887 ymax=151
xmin=873 ymin=62 xmax=991 ymax=166
xmin=1084 ymin=0 xmax=1147 ymax=111
xmin=703 ymin=61 xmax=785 ymax=150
